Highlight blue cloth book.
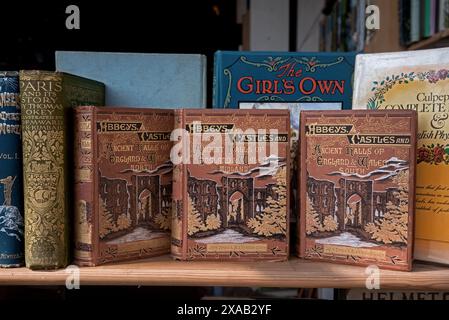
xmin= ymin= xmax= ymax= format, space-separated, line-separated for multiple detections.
xmin=56 ymin=51 xmax=207 ymax=108
xmin=213 ymin=51 xmax=356 ymax=109
xmin=0 ymin=72 xmax=23 ymax=267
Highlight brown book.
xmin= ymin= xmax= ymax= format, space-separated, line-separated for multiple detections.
xmin=171 ymin=109 xmax=290 ymax=261
xmin=73 ymin=106 xmax=173 ymax=266
xmin=299 ymin=110 xmax=417 ymax=271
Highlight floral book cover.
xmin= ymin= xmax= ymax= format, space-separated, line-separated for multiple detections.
xmin=299 ymin=110 xmax=417 ymax=271
xmin=353 ymin=48 xmax=449 ymax=264
xmin=74 ymin=106 xmax=173 ymax=266
xmin=171 ymin=109 xmax=290 ymax=261
xmin=213 ymin=51 xmax=355 ymax=109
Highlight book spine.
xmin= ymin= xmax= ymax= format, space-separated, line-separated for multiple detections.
xmin=212 ymin=52 xmax=221 ymax=108
xmin=0 ymin=72 xmax=24 ymax=268
xmin=423 ymin=0 xmax=432 ymax=37
xmin=73 ymin=106 xmax=96 ymax=266
xmin=441 ymin=0 xmax=449 ymax=30
xmin=201 ymin=55 xmax=207 ymax=108
xmin=171 ymin=109 xmax=186 ymax=260
xmin=410 ymin=0 xmax=421 ymax=42
xmin=431 ymin=0 xmax=437 ymax=34
xmin=20 ymin=71 xmax=69 ymax=269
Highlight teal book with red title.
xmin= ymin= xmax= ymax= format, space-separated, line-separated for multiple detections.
xmin=213 ymin=51 xmax=356 ymax=109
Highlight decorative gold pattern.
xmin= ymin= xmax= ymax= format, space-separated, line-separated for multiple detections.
xmin=22 ymin=129 xmax=66 ymax=266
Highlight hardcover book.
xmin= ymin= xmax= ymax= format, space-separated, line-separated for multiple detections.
xmin=410 ymin=0 xmax=421 ymax=43
xmin=171 ymin=109 xmax=290 ymax=261
xmin=421 ymin=0 xmax=432 ymax=38
xmin=0 ymin=72 xmax=23 ymax=267
xmin=439 ymin=0 xmax=449 ymax=31
xmin=20 ymin=70 xmax=105 ymax=269
xmin=74 ymin=107 xmax=173 ymax=266
xmin=56 ymin=51 xmax=207 ymax=108
xmin=299 ymin=110 xmax=416 ymax=271
xmin=353 ymin=48 xmax=449 ymax=264
xmin=213 ymin=51 xmax=355 ymax=109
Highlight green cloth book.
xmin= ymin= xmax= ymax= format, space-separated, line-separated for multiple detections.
xmin=20 ymin=71 xmax=104 ymax=269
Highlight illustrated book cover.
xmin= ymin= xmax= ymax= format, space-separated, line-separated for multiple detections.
xmin=353 ymin=48 xmax=449 ymax=264
xmin=239 ymin=101 xmax=341 ymax=252
xmin=20 ymin=71 xmax=105 ymax=269
xmin=74 ymin=106 xmax=173 ymax=266
xmin=56 ymin=51 xmax=207 ymax=108
xmin=0 ymin=72 xmax=24 ymax=267
xmin=299 ymin=110 xmax=416 ymax=271
xmin=171 ymin=109 xmax=290 ymax=261
xmin=213 ymin=51 xmax=355 ymax=109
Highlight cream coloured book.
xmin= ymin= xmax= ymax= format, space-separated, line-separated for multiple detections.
xmin=353 ymin=48 xmax=449 ymax=264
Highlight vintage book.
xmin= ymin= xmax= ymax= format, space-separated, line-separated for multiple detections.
xmin=346 ymin=288 xmax=449 ymax=300
xmin=421 ymin=0 xmax=432 ymax=38
xmin=353 ymin=48 xmax=449 ymax=264
xmin=20 ymin=70 xmax=105 ymax=269
xmin=439 ymin=0 xmax=449 ymax=31
xmin=431 ymin=0 xmax=438 ymax=35
xmin=299 ymin=110 xmax=416 ymax=271
xmin=410 ymin=0 xmax=421 ymax=43
xmin=56 ymin=51 xmax=206 ymax=108
xmin=73 ymin=106 xmax=173 ymax=266
xmin=0 ymin=72 xmax=24 ymax=267
xmin=239 ymin=102 xmax=341 ymax=252
xmin=213 ymin=51 xmax=355 ymax=110
xmin=171 ymin=109 xmax=290 ymax=261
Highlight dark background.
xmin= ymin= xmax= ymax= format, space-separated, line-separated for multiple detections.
xmin=0 ymin=0 xmax=241 ymax=70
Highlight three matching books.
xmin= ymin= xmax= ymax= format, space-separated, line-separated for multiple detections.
xmin=1 ymin=48 xmax=448 ymax=270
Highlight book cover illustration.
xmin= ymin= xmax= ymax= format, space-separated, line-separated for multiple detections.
xmin=0 ymin=72 xmax=24 ymax=267
xmin=213 ymin=51 xmax=355 ymax=109
xmin=74 ymin=107 xmax=173 ymax=266
xmin=353 ymin=48 xmax=449 ymax=264
xmin=239 ymin=101 xmax=341 ymax=250
xmin=171 ymin=109 xmax=290 ymax=261
xmin=299 ymin=110 xmax=416 ymax=271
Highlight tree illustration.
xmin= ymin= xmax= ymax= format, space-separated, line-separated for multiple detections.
xmin=364 ymin=170 xmax=409 ymax=245
xmin=247 ymin=166 xmax=287 ymax=237
xmin=155 ymin=207 xmax=171 ymax=231
xmin=306 ymin=195 xmax=323 ymax=235
xmin=99 ymin=197 xmax=116 ymax=239
xmin=115 ymin=214 xmax=131 ymax=231
xmin=322 ymin=215 xmax=338 ymax=232
xmin=188 ymin=196 xmax=206 ymax=235
xmin=205 ymin=214 xmax=221 ymax=230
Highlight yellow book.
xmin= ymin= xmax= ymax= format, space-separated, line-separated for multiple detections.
xmin=353 ymin=48 xmax=449 ymax=264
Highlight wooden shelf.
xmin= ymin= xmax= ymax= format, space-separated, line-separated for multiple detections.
xmin=408 ymin=29 xmax=449 ymax=50
xmin=1 ymin=255 xmax=449 ymax=289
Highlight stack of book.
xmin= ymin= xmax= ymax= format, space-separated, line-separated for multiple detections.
xmin=1 ymin=47 xmax=448 ymax=272
xmin=400 ymin=0 xmax=449 ymax=46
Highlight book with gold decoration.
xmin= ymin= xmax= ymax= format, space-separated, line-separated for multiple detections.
xmin=171 ymin=109 xmax=290 ymax=261
xmin=20 ymin=70 xmax=104 ymax=269
xmin=73 ymin=106 xmax=173 ymax=266
xmin=0 ymin=71 xmax=24 ymax=267
xmin=299 ymin=110 xmax=416 ymax=271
